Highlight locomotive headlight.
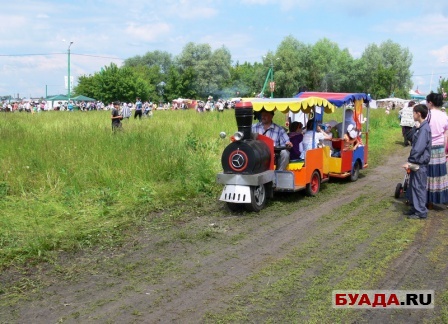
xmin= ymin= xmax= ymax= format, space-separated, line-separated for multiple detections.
xmin=233 ymin=131 xmax=244 ymax=141
xmin=219 ymin=131 xmax=227 ymax=139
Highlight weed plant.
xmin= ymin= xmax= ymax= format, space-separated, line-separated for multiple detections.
xmin=0 ymin=107 xmax=401 ymax=268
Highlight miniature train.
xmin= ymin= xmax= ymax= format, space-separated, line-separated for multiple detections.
xmin=216 ymin=93 xmax=370 ymax=212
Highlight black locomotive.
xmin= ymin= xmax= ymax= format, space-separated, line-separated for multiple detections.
xmin=221 ymin=102 xmax=272 ymax=175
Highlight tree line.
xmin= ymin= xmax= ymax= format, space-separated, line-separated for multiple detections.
xmin=74 ymin=36 xmax=415 ymax=104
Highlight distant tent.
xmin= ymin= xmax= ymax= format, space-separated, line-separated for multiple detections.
xmin=46 ymin=94 xmax=68 ymax=101
xmin=45 ymin=94 xmax=69 ymax=110
xmin=72 ymin=95 xmax=96 ymax=102
xmin=409 ymin=89 xmax=426 ymax=100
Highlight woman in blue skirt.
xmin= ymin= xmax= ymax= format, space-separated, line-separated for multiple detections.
xmin=426 ymin=93 xmax=448 ymax=208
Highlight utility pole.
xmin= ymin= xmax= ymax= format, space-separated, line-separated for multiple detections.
xmin=67 ymin=41 xmax=73 ymax=102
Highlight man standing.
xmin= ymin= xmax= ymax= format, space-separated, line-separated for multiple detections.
xmin=252 ymin=109 xmax=292 ymax=170
xmin=134 ymin=97 xmax=143 ymax=119
xmin=111 ymin=101 xmax=123 ymax=131
xmin=402 ymin=104 xmax=432 ymax=219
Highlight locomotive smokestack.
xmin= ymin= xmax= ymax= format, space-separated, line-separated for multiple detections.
xmin=234 ymin=101 xmax=253 ymax=140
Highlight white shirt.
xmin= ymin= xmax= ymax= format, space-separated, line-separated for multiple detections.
xmin=300 ymin=130 xmax=325 ymax=159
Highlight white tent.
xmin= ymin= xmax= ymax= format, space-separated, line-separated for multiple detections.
xmin=376 ymin=97 xmax=406 ymax=103
xmin=376 ymin=98 xmax=407 ymax=109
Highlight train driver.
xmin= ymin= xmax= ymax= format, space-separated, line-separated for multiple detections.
xmin=252 ymin=109 xmax=292 ymax=170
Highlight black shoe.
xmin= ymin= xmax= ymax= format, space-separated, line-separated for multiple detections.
xmin=403 ymin=209 xmax=416 ymax=216
xmin=407 ymin=214 xmax=427 ymax=220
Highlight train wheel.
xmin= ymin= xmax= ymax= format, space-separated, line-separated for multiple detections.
xmin=306 ymin=171 xmax=321 ymax=196
xmin=245 ymin=184 xmax=266 ymax=212
xmin=350 ymin=161 xmax=360 ymax=182
xmin=395 ymin=183 xmax=403 ymax=199
xmin=226 ymin=202 xmax=243 ymax=212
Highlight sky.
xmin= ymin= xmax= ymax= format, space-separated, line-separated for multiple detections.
xmin=1 ymin=0 xmax=448 ymax=99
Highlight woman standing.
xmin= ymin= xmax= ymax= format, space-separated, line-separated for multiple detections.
xmin=426 ymin=93 xmax=448 ymax=208
xmin=399 ymin=100 xmax=416 ymax=146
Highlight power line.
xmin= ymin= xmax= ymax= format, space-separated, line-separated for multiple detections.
xmin=0 ymin=53 xmax=124 ymax=60
xmin=74 ymin=53 xmax=123 ymax=60
xmin=413 ymin=72 xmax=448 ymax=77
xmin=0 ymin=53 xmax=65 ymax=56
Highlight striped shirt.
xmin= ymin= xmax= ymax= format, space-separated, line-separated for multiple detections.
xmin=252 ymin=122 xmax=289 ymax=147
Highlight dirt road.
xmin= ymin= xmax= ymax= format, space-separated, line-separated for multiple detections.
xmin=1 ymin=144 xmax=447 ymax=323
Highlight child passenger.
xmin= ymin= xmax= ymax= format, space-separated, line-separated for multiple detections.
xmin=323 ymin=123 xmax=334 ymax=150
xmin=288 ymin=122 xmax=304 ymax=160
xmin=343 ymin=124 xmax=361 ymax=151
xmin=331 ymin=124 xmax=361 ymax=157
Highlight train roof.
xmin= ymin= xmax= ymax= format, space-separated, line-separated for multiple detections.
xmin=295 ymin=92 xmax=371 ymax=107
xmin=250 ymin=97 xmax=335 ymax=114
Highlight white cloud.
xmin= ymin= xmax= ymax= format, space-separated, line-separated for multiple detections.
xmin=198 ymin=33 xmax=258 ymax=62
xmin=176 ymin=6 xmax=218 ymax=19
xmin=36 ymin=13 xmax=49 ymax=19
xmin=125 ymin=23 xmax=171 ymax=42
xmin=430 ymin=45 xmax=448 ymax=65
xmin=386 ymin=14 xmax=448 ymax=36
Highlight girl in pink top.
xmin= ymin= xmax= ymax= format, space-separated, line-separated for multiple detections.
xmin=426 ymin=93 xmax=448 ymax=207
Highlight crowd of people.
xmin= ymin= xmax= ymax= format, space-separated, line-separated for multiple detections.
xmin=0 ymin=99 xmax=172 ymax=113
xmin=1 ymin=96 xmax=243 ymax=114
xmin=110 ymin=98 xmax=160 ymax=131
xmin=0 ymin=100 xmax=109 ymax=112
xmin=196 ymin=98 xmax=233 ymax=112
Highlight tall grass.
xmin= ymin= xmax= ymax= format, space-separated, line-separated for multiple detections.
xmin=0 ymin=107 xmax=401 ymax=268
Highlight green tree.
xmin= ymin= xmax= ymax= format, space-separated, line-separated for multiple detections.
xmin=130 ymin=64 xmax=160 ymax=102
xmin=177 ymin=42 xmax=232 ymax=99
xmin=437 ymin=78 xmax=448 ymax=100
xmin=307 ymin=38 xmax=343 ymax=91
xmin=75 ymin=37 xmax=413 ymax=102
xmin=358 ymin=40 xmax=412 ymax=99
xmin=124 ymin=50 xmax=173 ymax=75
xmin=270 ymin=36 xmax=310 ymax=97
xmin=164 ymin=65 xmax=183 ymax=101
xmin=181 ymin=66 xmax=198 ymax=99
xmin=75 ymin=63 xmax=150 ymax=104
xmin=225 ymin=61 xmax=258 ymax=98
xmin=332 ymin=49 xmax=357 ymax=92
xmin=74 ymin=74 xmax=98 ymax=99
xmin=124 ymin=50 xmax=174 ymax=102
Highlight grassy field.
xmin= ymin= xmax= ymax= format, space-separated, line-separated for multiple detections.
xmin=0 ymin=107 xmax=402 ymax=269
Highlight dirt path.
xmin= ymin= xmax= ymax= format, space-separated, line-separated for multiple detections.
xmin=1 ymin=144 xmax=447 ymax=323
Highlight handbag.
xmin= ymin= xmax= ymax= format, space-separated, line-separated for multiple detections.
xmin=408 ymin=163 xmax=420 ymax=172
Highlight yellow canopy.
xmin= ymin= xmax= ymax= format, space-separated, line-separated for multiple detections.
xmin=250 ymin=97 xmax=335 ymax=114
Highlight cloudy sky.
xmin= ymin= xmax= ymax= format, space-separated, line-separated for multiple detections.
xmin=1 ymin=0 xmax=448 ymax=99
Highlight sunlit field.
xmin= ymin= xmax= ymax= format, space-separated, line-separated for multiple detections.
xmin=0 ymin=107 xmax=402 ymax=268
